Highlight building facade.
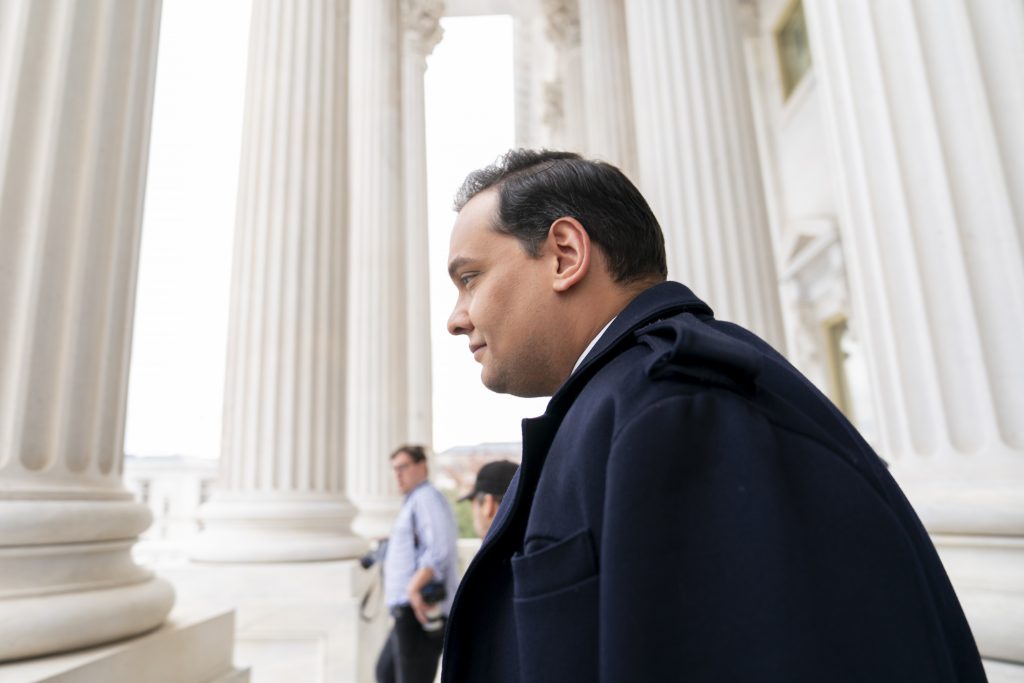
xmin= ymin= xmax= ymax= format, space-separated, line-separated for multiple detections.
xmin=1 ymin=0 xmax=1021 ymax=680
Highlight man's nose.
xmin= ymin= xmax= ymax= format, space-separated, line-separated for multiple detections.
xmin=447 ymin=303 xmax=471 ymax=336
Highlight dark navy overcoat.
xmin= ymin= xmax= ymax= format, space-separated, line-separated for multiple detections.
xmin=440 ymin=282 xmax=986 ymax=683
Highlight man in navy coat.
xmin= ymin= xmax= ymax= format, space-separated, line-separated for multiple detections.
xmin=440 ymin=149 xmax=986 ymax=682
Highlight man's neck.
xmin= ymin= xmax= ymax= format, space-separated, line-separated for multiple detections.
xmin=405 ymin=478 xmax=429 ymax=497
xmin=563 ymin=280 xmax=658 ymax=377
xmin=572 ymin=316 xmax=617 ymax=374
xmin=545 ymin=278 xmax=662 ymax=394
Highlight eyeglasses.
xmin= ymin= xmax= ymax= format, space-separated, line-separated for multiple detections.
xmin=392 ymin=461 xmax=416 ymax=474
xmin=472 ymin=492 xmax=499 ymax=504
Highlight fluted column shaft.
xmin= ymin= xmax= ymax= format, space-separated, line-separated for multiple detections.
xmin=624 ymin=0 xmax=785 ymax=349
xmin=347 ymin=0 xmax=408 ymax=539
xmin=803 ymin=0 xmax=1024 ymax=506
xmin=802 ymin=0 xmax=1024 ymax=521
xmin=191 ymin=0 xmax=365 ymax=562
xmin=804 ymin=0 xmax=1024 ymax=667
xmin=578 ymin=0 xmax=636 ymax=177
xmin=401 ymin=0 xmax=442 ymax=448
xmin=0 ymin=0 xmax=173 ymax=660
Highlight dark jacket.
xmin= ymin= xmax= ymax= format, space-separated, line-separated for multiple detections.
xmin=441 ymin=282 xmax=985 ymax=683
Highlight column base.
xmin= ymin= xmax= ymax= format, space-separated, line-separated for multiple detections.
xmin=190 ymin=529 xmax=368 ymax=563
xmin=0 ymin=604 xmax=244 ymax=682
xmin=934 ymin=534 xmax=1024 ymax=667
xmin=160 ymin=559 xmax=387 ymax=683
xmin=0 ymin=576 xmax=175 ymax=662
xmin=983 ymin=659 xmax=1024 ymax=683
xmin=351 ymin=497 xmax=402 ymax=540
xmin=893 ymin=466 xmax=1024 ymax=536
xmin=893 ymin=458 xmax=1024 ymax=671
xmin=0 ymin=497 xmax=175 ymax=662
xmin=191 ymin=497 xmax=368 ymax=562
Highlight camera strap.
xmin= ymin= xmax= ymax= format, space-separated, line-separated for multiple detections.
xmin=360 ymin=557 xmax=384 ymax=622
xmin=360 ymin=502 xmax=421 ymax=623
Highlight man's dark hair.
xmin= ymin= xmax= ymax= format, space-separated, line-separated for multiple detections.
xmin=453 ymin=149 xmax=668 ymax=283
xmin=391 ymin=444 xmax=427 ymax=463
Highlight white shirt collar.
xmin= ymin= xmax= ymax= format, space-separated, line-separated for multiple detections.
xmin=571 ymin=317 xmax=617 ymax=375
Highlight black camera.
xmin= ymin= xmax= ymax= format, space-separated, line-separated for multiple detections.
xmin=420 ymin=580 xmax=448 ymax=633
xmin=420 ymin=580 xmax=446 ymax=605
xmin=360 ymin=539 xmax=388 ymax=570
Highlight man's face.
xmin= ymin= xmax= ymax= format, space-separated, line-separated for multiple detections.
xmin=391 ymin=451 xmax=427 ymax=494
xmin=446 ymin=190 xmax=561 ymax=397
xmin=471 ymin=493 xmax=499 ymax=538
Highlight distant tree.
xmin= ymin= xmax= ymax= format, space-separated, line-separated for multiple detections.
xmin=443 ymin=489 xmax=478 ymax=539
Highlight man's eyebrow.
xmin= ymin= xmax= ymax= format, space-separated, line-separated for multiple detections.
xmin=447 ymin=256 xmax=473 ymax=280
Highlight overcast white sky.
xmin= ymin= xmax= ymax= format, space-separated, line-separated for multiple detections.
xmin=125 ymin=3 xmax=546 ymax=459
xmin=425 ymin=16 xmax=550 ymax=452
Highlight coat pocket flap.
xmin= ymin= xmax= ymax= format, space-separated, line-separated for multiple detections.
xmin=511 ymin=527 xmax=597 ymax=600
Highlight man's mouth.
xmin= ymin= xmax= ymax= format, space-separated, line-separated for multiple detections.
xmin=469 ymin=343 xmax=486 ymax=360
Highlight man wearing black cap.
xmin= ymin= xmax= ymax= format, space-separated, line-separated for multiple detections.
xmin=439 ymin=149 xmax=985 ymax=683
xmin=459 ymin=460 xmax=519 ymax=539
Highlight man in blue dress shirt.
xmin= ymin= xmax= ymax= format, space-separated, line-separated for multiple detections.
xmin=376 ymin=444 xmax=458 ymax=683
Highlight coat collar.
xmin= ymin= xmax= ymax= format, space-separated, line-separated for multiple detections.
xmin=545 ymin=281 xmax=714 ymax=416
xmin=449 ymin=282 xmax=713 ymax=610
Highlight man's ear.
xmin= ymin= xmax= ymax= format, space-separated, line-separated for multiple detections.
xmin=546 ymin=216 xmax=591 ymax=293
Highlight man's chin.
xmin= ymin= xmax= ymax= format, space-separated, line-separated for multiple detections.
xmin=480 ymin=368 xmax=511 ymax=395
xmin=481 ymin=367 xmax=550 ymax=398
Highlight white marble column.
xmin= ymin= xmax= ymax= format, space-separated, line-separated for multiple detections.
xmin=542 ymin=0 xmax=586 ymax=152
xmin=624 ymin=0 xmax=785 ymax=350
xmin=513 ymin=10 xmax=547 ymax=149
xmin=347 ymin=0 xmax=409 ymax=539
xmin=191 ymin=0 xmax=366 ymax=562
xmin=578 ymin=0 xmax=637 ymax=178
xmin=0 ymin=0 xmax=174 ymax=660
xmin=401 ymin=0 xmax=442 ymax=448
xmin=803 ymin=0 xmax=1024 ymax=667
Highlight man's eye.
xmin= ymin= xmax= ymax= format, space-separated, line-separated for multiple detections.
xmin=460 ymin=273 xmax=478 ymax=287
